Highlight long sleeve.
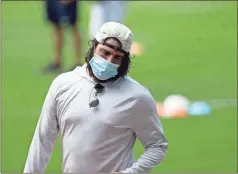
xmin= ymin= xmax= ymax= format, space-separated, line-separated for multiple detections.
xmin=121 ymin=94 xmax=168 ymax=173
xmin=23 ymin=81 xmax=59 ymax=173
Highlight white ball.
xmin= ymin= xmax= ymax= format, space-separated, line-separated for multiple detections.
xmin=163 ymin=95 xmax=190 ymax=118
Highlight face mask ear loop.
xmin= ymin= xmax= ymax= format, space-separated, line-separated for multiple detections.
xmin=93 ymin=39 xmax=101 ymax=56
xmin=94 ymin=40 xmax=96 ymax=54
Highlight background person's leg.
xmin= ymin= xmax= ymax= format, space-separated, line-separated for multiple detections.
xmin=89 ymin=1 xmax=105 ymax=39
xmin=67 ymin=0 xmax=82 ymax=69
xmin=43 ymin=0 xmax=63 ymax=72
xmin=54 ymin=24 xmax=63 ymax=67
xmin=104 ymin=1 xmax=126 ymax=23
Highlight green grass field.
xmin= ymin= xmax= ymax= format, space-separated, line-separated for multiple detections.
xmin=2 ymin=1 xmax=237 ymax=172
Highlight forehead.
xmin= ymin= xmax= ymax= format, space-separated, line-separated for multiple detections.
xmin=98 ymin=38 xmax=125 ymax=56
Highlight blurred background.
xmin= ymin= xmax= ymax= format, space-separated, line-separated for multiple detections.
xmin=1 ymin=1 xmax=237 ymax=172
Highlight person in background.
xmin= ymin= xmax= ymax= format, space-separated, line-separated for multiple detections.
xmin=89 ymin=1 xmax=126 ymax=40
xmin=43 ymin=0 xmax=82 ymax=73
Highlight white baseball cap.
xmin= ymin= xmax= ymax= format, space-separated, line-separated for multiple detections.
xmin=95 ymin=22 xmax=133 ymax=53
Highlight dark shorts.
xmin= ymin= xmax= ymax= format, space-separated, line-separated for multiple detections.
xmin=45 ymin=0 xmax=78 ymax=26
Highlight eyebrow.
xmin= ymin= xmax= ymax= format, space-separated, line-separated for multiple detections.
xmin=100 ymin=47 xmax=124 ymax=57
xmin=101 ymin=43 xmax=125 ymax=55
xmin=103 ymin=42 xmax=121 ymax=50
xmin=102 ymin=42 xmax=128 ymax=55
xmin=100 ymin=47 xmax=110 ymax=53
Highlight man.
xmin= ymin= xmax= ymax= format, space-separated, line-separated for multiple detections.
xmin=44 ymin=0 xmax=82 ymax=72
xmin=24 ymin=22 xmax=168 ymax=173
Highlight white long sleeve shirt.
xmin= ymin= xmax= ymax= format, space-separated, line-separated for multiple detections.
xmin=23 ymin=64 xmax=168 ymax=173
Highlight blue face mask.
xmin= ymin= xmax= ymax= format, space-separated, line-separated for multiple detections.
xmin=89 ymin=54 xmax=120 ymax=81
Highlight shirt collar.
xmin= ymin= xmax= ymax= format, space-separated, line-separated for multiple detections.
xmin=74 ymin=64 xmax=95 ymax=83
